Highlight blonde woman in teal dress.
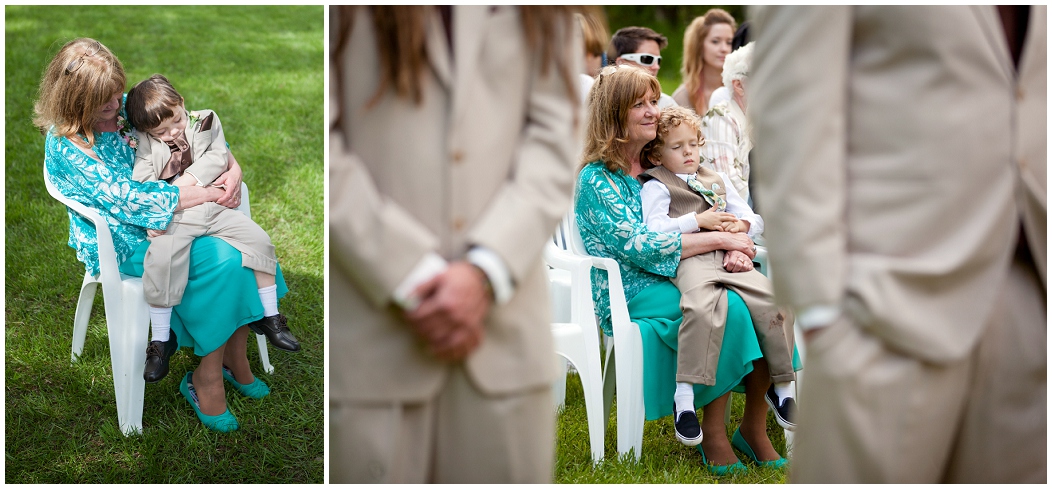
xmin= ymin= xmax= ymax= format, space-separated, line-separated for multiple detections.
xmin=576 ymin=65 xmax=799 ymax=473
xmin=36 ymin=38 xmax=287 ymax=433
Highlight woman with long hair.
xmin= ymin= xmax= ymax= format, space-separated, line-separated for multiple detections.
xmin=672 ymin=9 xmax=737 ymax=115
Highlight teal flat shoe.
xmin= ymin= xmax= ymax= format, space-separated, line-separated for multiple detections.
xmin=222 ymin=365 xmax=270 ymax=399
xmin=180 ymin=371 xmax=239 ymax=433
xmin=697 ymin=443 xmax=748 ymax=476
xmin=732 ymin=428 xmax=788 ymax=469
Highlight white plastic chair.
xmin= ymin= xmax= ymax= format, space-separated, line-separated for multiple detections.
xmin=545 ymin=241 xmax=606 ymax=463
xmin=550 ymin=210 xmax=647 ymax=459
xmin=44 ymin=164 xmax=272 ymax=436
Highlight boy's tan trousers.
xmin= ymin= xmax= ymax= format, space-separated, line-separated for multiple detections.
xmin=143 ymin=202 xmax=276 ymax=307
xmin=672 ymin=249 xmax=796 ymax=385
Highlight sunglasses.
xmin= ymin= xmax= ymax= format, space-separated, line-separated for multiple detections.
xmin=65 ymin=40 xmax=102 ymax=75
xmin=620 ymin=53 xmax=661 ymax=67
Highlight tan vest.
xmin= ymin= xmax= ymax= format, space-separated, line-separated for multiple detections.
xmin=641 ymin=166 xmax=727 ymax=218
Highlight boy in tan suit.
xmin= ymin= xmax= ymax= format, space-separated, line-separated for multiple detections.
xmin=126 ymin=75 xmax=300 ymax=383
xmin=639 ymin=107 xmax=796 ymax=446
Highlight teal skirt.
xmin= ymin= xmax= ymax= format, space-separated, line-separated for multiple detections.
xmin=629 ymin=281 xmax=800 ymax=421
xmin=119 ymin=236 xmax=288 ymax=357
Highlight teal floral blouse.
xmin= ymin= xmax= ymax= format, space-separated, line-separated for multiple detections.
xmin=575 ymin=162 xmax=682 ymax=335
xmin=45 ymin=101 xmax=179 ymax=277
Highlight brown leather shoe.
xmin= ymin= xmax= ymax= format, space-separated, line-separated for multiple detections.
xmin=249 ymin=314 xmax=300 ymax=352
xmin=144 ymin=332 xmax=179 ymax=383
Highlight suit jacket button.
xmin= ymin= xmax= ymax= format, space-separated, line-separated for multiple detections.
xmin=1019 ymin=157 xmax=1027 ymax=170
xmin=453 ymin=217 xmax=465 ymax=231
xmin=451 ymin=149 xmax=464 ymax=164
xmin=1016 ymin=87 xmax=1025 ymax=101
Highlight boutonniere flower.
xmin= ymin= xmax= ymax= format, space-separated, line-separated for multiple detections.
xmin=188 ymin=112 xmax=201 ymax=129
xmin=116 ymin=115 xmax=139 ymax=149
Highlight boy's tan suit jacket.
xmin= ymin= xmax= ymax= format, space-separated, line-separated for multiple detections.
xmin=329 ymin=6 xmax=580 ymax=402
xmin=132 ymin=109 xmax=228 ymax=185
xmin=751 ymin=6 xmax=1046 ymax=362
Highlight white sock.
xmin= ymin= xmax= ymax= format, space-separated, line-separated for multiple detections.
xmin=774 ymin=381 xmax=794 ymax=401
xmin=258 ymin=284 xmax=279 ymax=317
xmin=149 ymin=306 xmax=172 ymax=342
xmin=674 ymin=382 xmax=695 ymax=415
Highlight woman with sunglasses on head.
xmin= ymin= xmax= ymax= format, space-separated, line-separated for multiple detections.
xmin=36 ymin=37 xmax=289 ymax=433
xmin=672 ymin=9 xmax=737 ymax=116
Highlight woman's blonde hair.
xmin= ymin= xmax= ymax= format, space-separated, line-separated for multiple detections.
xmin=580 ymin=64 xmax=661 ymax=174
xmin=640 ymin=105 xmax=705 ymax=170
xmin=680 ymin=9 xmax=737 ymax=112
xmin=33 ymin=38 xmax=126 ymax=147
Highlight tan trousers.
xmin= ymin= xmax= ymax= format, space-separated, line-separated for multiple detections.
xmin=143 ymin=202 xmax=276 ymax=307
xmin=330 ymin=365 xmax=555 ymax=483
xmin=791 ymin=254 xmax=1047 ymax=483
xmin=673 ymin=249 xmax=796 ymax=385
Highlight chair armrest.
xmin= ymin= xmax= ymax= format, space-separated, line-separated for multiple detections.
xmin=43 ymin=166 xmax=122 ymax=287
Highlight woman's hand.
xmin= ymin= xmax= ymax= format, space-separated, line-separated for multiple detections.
xmin=214 ymin=152 xmax=243 ymax=209
xmin=175 ymin=185 xmax=225 ymax=211
xmin=723 ymin=249 xmax=755 ymax=272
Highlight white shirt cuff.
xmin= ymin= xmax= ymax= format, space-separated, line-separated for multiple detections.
xmin=392 ymin=252 xmax=448 ymax=311
xmin=796 ymin=304 xmax=842 ymax=331
xmin=466 ymin=247 xmax=515 ymax=305
xmin=183 ymin=170 xmax=206 ymax=187
xmin=677 ymin=213 xmax=699 ymax=234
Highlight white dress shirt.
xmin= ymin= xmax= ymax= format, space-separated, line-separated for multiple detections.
xmin=640 ymin=171 xmax=763 ymax=238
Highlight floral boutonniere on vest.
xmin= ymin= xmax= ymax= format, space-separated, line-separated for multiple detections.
xmin=116 ymin=115 xmax=138 ymax=149
xmin=187 ymin=112 xmax=201 ymax=130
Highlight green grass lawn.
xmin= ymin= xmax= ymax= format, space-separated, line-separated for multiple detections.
xmin=5 ymin=6 xmax=324 ymax=483
xmin=555 ymin=371 xmax=791 ymax=484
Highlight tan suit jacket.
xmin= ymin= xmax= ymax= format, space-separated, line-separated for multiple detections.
xmin=132 ymin=109 xmax=228 ymax=186
xmin=750 ymin=6 xmax=1046 ymax=363
xmin=329 ymin=6 xmax=580 ymax=402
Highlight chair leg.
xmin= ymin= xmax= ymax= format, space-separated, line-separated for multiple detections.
xmin=71 ymin=277 xmax=99 ymax=362
xmin=552 ymin=357 xmax=568 ymax=410
xmin=256 ymin=333 xmax=274 ymax=374
xmin=602 ymin=344 xmax=616 ymax=427
xmin=111 ymin=287 xmax=149 ymax=436
xmin=615 ymin=334 xmax=645 ymax=460
xmin=577 ymin=353 xmax=606 ymax=463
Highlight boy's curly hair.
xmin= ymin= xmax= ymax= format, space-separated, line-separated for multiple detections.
xmin=640 ymin=105 xmax=705 ymax=170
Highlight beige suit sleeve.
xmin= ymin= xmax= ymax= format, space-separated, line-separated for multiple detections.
xmin=132 ymin=135 xmax=160 ymax=183
xmin=328 ymin=73 xmax=440 ymax=309
xmin=750 ymin=6 xmax=851 ymax=309
xmin=464 ymin=29 xmax=581 ymax=285
xmin=183 ymin=111 xmax=229 ymax=186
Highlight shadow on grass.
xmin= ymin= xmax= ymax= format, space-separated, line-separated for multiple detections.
xmin=6 ymin=268 xmax=323 ymax=484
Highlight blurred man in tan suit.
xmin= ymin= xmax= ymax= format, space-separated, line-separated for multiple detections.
xmin=327 ymin=6 xmax=580 ymax=484
xmin=750 ymin=6 xmax=1046 ymax=483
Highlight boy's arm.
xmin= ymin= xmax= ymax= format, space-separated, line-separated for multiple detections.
xmin=182 ymin=110 xmax=230 ymax=187
xmin=641 ymin=179 xmax=699 ymax=234
xmin=720 ymin=172 xmax=764 ymax=237
xmin=131 ymin=134 xmax=161 ymax=183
